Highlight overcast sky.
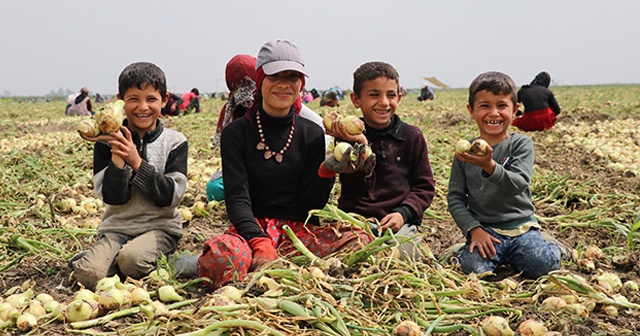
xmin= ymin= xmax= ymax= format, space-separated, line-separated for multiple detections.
xmin=1 ymin=1 xmax=638 ymax=96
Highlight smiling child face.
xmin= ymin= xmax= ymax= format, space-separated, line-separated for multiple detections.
xmin=467 ymin=89 xmax=519 ymax=143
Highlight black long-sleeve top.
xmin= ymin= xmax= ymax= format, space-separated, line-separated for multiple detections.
xmin=517 ymin=84 xmax=561 ymax=115
xmin=220 ymin=107 xmax=335 ymax=242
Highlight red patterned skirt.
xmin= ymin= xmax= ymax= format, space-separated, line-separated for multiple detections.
xmin=196 ymin=218 xmax=372 ymax=290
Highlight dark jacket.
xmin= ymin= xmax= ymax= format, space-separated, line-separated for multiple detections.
xmin=94 ymin=120 xmax=188 ymax=238
xmin=338 ymin=115 xmax=435 ymax=226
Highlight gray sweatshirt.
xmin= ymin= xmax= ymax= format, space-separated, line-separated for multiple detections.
xmin=447 ymin=133 xmax=536 ymax=237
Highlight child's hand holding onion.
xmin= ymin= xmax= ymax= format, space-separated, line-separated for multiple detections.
xmin=454 ymin=138 xmax=499 ymax=174
xmin=454 ymin=138 xmax=489 ymax=156
xmin=323 ymin=111 xmax=367 ymax=145
xmin=77 ymin=100 xmax=125 ymax=142
xmin=325 ymin=142 xmax=374 ymax=174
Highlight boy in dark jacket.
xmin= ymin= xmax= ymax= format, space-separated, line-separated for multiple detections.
xmin=70 ymin=62 xmax=188 ymax=290
xmin=323 ymin=61 xmax=436 ymax=260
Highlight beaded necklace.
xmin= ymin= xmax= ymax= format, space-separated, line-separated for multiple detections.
xmin=255 ymin=110 xmax=295 ymax=163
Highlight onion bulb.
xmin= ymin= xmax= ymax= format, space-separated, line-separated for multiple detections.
xmin=74 ymin=289 xmax=99 ymax=302
xmin=44 ymin=299 xmax=61 ymax=313
xmin=140 ymin=301 xmax=170 ymax=320
xmin=206 ymin=294 xmax=235 ymax=307
xmin=191 ymin=201 xmax=209 ymax=217
xmin=147 ymin=268 xmax=171 ymax=285
xmin=322 ymin=111 xmax=341 ymax=132
xmin=0 ymin=305 xmax=19 ymax=324
xmin=217 ymin=285 xmax=243 ymax=301
xmin=583 ymin=245 xmax=605 ymax=260
xmin=98 ymin=287 xmax=125 ymax=311
xmin=131 ymin=287 xmax=152 ymax=305
xmin=564 ymin=303 xmax=588 ymax=317
xmin=339 ymin=115 xmax=365 ymax=135
xmin=16 ymin=312 xmax=38 ymax=332
xmin=392 ymin=320 xmax=422 ymax=336
xmin=26 ymin=301 xmax=47 ymax=317
xmin=455 ymin=139 xmax=471 ymax=155
xmin=594 ymin=271 xmax=622 ymax=291
xmin=480 ymin=316 xmax=514 ymax=336
xmin=499 ymin=278 xmax=518 ymax=291
xmin=470 ymin=139 xmax=489 ymax=156
xmin=71 ymin=205 xmax=88 ymax=216
xmin=333 ymin=142 xmax=353 ymax=162
xmin=65 ymin=300 xmax=94 ymax=322
xmin=50 ymin=302 xmax=66 ymax=322
xmin=323 ymin=111 xmax=364 ymax=135
xmin=577 ymin=258 xmax=596 ymax=273
xmin=78 ymin=119 xmax=101 ymax=137
xmin=96 ymin=100 xmax=125 ymax=134
xmin=81 ymin=218 xmax=101 ymax=229
xmin=540 ymin=296 xmax=566 ymax=312
xmin=57 ymin=198 xmax=77 ymax=213
xmin=602 ymin=305 xmax=618 ymax=317
xmin=158 ymin=285 xmax=184 ymax=303
xmin=5 ymin=293 xmax=29 ymax=308
xmin=624 ymin=280 xmax=639 ymax=291
xmin=35 ymin=293 xmax=54 ymax=305
xmin=179 ymin=208 xmax=193 ymax=222
xmin=517 ymin=319 xmax=547 ymax=336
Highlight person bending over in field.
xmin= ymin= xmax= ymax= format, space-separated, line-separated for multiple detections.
xmin=180 ymin=88 xmax=201 ymax=114
xmin=512 ymin=71 xmax=561 ymax=131
xmin=447 ymin=71 xmax=574 ymax=279
xmin=69 ymin=62 xmax=188 ymax=290
xmin=66 ymin=87 xmax=94 ymax=116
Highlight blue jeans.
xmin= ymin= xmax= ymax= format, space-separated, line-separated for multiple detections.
xmin=457 ymin=227 xmax=560 ymax=279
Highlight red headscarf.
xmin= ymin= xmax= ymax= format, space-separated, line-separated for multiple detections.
xmin=214 ymin=55 xmax=258 ymax=145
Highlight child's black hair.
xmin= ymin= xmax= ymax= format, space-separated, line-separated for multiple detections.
xmin=118 ymin=62 xmax=167 ymax=98
xmin=468 ymin=71 xmax=516 ymax=107
xmin=352 ymin=61 xmax=400 ymax=96
xmin=190 ymin=88 xmax=200 ymax=96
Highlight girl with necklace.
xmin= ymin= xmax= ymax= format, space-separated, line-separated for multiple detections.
xmin=188 ymin=40 xmax=373 ymax=290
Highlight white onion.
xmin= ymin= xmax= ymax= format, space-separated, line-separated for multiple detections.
xmin=455 ymin=139 xmax=471 ymax=155
xmin=158 ymin=285 xmax=184 ymax=303
xmin=517 ymin=319 xmax=547 ymax=336
xmin=392 ymin=320 xmax=421 ymax=336
xmin=95 ymin=274 xmax=121 ymax=292
xmin=98 ymin=288 xmax=125 ymax=311
xmin=131 ymin=287 xmax=152 ymax=305
xmin=65 ymin=300 xmax=93 ymax=322
xmin=480 ymin=316 xmax=514 ymax=336
xmin=16 ymin=312 xmax=38 ymax=332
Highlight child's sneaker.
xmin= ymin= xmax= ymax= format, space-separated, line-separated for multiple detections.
xmin=541 ymin=231 xmax=577 ymax=262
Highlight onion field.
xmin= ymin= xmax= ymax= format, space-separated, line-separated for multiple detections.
xmin=0 ymin=85 xmax=639 ymax=335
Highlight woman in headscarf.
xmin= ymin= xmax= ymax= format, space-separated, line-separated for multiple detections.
xmin=207 ymin=54 xmax=329 ymax=202
xmin=512 ymin=71 xmax=561 ymax=131
xmin=212 ymin=55 xmax=258 ymax=147
xmin=180 ymin=40 xmax=372 ymax=290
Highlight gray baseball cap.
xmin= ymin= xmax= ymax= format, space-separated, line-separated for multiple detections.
xmin=256 ymin=40 xmax=307 ymax=77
